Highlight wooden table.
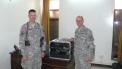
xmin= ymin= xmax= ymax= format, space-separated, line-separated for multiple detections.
xmin=42 ymin=56 xmax=75 ymax=69
xmin=10 ymin=52 xmax=23 ymax=69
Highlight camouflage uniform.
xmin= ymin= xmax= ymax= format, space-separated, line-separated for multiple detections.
xmin=19 ymin=22 xmax=46 ymax=69
xmin=74 ymin=25 xmax=95 ymax=69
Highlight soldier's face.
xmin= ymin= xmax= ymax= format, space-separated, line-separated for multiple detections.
xmin=76 ymin=17 xmax=84 ymax=28
xmin=28 ymin=12 xmax=36 ymax=22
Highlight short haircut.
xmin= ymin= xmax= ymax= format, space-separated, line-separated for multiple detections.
xmin=28 ymin=9 xmax=36 ymax=14
xmin=76 ymin=16 xmax=84 ymax=20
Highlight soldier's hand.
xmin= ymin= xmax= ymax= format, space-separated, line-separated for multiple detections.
xmin=22 ymin=56 xmax=28 ymax=62
xmin=84 ymin=57 xmax=92 ymax=63
xmin=41 ymin=51 xmax=45 ymax=58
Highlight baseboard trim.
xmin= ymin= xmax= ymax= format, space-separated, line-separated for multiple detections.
xmin=91 ymin=63 xmax=112 ymax=68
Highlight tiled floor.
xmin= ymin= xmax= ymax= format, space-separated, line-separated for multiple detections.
xmin=91 ymin=66 xmax=112 ymax=69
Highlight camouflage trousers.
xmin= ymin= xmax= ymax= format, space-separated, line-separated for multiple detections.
xmin=74 ymin=51 xmax=91 ymax=69
xmin=21 ymin=52 xmax=42 ymax=69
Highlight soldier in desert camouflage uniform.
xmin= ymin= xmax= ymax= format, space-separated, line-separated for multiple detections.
xmin=19 ymin=9 xmax=46 ymax=69
xmin=74 ymin=16 xmax=95 ymax=69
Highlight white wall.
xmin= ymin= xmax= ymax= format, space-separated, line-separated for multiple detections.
xmin=59 ymin=0 xmax=114 ymax=65
xmin=115 ymin=0 xmax=122 ymax=9
xmin=50 ymin=0 xmax=59 ymax=10
xmin=0 ymin=0 xmax=40 ymax=69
